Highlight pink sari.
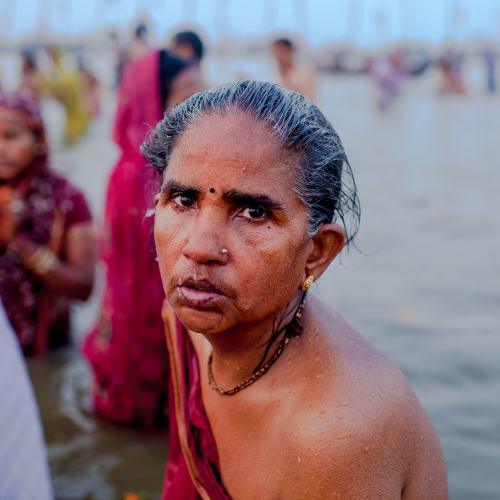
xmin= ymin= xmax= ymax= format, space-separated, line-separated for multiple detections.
xmin=162 ymin=302 xmax=231 ymax=499
xmin=83 ymin=51 xmax=169 ymax=427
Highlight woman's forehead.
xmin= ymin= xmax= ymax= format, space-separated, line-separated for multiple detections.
xmin=168 ymin=120 xmax=297 ymax=194
xmin=167 ymin=111 xmax=298 ymax=184
xmin=0 ymin=107 xmax=31 ymax=129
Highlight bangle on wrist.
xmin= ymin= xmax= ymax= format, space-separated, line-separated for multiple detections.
xmin=25 ymin=247 xmax=58 ymax=276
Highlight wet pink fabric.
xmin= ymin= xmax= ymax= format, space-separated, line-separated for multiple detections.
xmin=82 ymin=51 xmax=168 ymax=427
xmin=162 ymin=319 xmax=230 ymax=499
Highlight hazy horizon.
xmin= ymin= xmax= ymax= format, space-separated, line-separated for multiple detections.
xmin=1 ymin=0 xmax=499 ymax=47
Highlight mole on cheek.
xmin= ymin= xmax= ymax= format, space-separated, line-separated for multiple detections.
xmin=209 ymin=188 xmax=216 ymax=193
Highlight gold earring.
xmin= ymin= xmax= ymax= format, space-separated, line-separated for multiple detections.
xmin=301 ymin=275 xmax=315 ymax=291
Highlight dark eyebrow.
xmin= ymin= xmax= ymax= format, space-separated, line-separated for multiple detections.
xmin=222 ymin=189 xmax=285 ymax=212
xmin=160 ymin=180 xmax=200 ymax=195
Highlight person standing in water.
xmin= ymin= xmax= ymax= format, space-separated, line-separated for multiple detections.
xmin=142 ymin=80 xmax=447 ymax=498
xmin=129 ymin=22 xmax=151 ymax=62
xmin=169 ymin=30 xmax=204 ymax=65
xmin=169 ymin=30 xmax=207 ymax=88
xmin=19 ymin=50 xmax=42 ymax=98
xmin=83 ymin=49 xmax=204 ymax=427
xmin=271 ymin=38 xmax=316 ymax=101
xmin=0 ymin=91 xmax=95 ymax=355
xmin=43 ymin=47 xmax=89 ymax=144
xmin=482 ymin=48 xmax=497 ymax=94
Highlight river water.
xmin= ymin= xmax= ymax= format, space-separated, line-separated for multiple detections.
xmin=18 ymin=57 xmax=500 ymax=499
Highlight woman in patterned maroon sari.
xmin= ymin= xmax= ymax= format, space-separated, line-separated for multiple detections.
xmin=0 ymin=90 xmax=94 ymax=355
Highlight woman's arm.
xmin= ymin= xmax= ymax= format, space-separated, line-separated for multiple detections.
xmin=12 ymin=222 xmax=96 ymax=300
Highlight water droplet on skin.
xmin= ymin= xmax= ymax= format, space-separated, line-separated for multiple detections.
xmin=340 ymin=401 xmax=349 ymax=407
xmin=319 ymin=411 xmax=326 ymax=419
xmin=364 ymin=445 xmax=370 ymax=452
xmin=287 ymin=359 xmax=292 ymax=366
xmin=315 ymin=374 xmax=324 ymax=379
xmin=314 ymin=356 xmax=320 ymax=362
xmin=297 ymin=456 xmax=302 ymax=464
xmin=335 ymin=411 xmax=343 ymax=420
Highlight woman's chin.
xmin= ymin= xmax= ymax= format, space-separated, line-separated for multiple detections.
xmin=176 ymin=306 xmax=226 ymax=335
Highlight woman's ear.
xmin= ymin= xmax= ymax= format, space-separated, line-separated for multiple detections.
xmin=32 ymin=140 xmax=47 ymax=157
xmin=304 ymin=223 xmax=345 ymax=280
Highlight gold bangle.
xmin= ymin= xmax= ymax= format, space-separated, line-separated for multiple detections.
xmin=26 ymin=247 xmax=58 ymax=276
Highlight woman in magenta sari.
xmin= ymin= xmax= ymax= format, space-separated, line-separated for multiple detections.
xmin=83 ymin=49 xmax=204 ymax=427
xmin=0 ymin=91 xmax=94 ymax=355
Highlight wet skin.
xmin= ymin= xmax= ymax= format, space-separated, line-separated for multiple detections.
xmin=155 ymin=111 xmax=447 ymax=499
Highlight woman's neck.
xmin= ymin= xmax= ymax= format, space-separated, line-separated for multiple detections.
xmin=203 ymin=293 xmax=304 ymax=391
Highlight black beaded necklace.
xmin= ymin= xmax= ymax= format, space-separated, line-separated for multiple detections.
xmin=207 ymin=293 xmax=307 ymax=396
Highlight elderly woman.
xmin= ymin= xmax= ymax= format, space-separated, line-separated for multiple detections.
xmin=143 ymin=81 xmax=447 ymax=499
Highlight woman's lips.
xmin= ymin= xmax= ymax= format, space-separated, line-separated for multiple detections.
xmin=176 ymin=285 xmax=227 ymax=310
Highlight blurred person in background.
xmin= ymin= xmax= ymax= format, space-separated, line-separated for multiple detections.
xmin=0 ymin=299 xmax=53 ymax=500
xmin=169 ymin=29 xmax=207 ymax=88
xmin=83 ymin=48 xmax=204 ymax=427
xmin=271 ymin=38 xmax=316 ymax=100
xmin=370 ymin=50 xmax=406 ymax=112
xmin=436 ymin=48 xmax=467 ymax=95
xmin=43 ymin=47 xmax=89 ymax=144
xmin=19 ymin=49 xmax=41 ymax=98
xmin=0 ymin=91 xmax=95 ymax=355
xmin=110 ymin=31 xmax=129 ymax=89
xmin=77 ymin=57 xmax=102 ymax=119
xmin=482 ymin=48 xmax=497 ymax=94
xmin=129 ymin=22 xmax=151 ymax=61
xmin=169 ymin=30 xmax=204 ymax=65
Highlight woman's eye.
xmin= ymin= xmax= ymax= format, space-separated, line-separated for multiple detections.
xmin=173 ymin=194 xmax=195 ymax=208
xmin=3 ymin=131 xmax=19 ymax=140
xmin=242 ymin=206 xmax=266 ymax=220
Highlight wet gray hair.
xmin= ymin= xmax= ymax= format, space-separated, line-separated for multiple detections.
xmin=142 ymin=80 xmax=360 ymax=244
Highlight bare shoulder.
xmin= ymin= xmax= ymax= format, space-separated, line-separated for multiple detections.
xmin=278 ymin=297 xmax=447 ymax=499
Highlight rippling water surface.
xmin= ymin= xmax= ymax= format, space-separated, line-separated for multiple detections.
xmin=21 ymin=59 xmax=500 ymax=499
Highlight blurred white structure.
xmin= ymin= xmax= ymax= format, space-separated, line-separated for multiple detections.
xmin=0 ymin=302 xmax=53 ymax=500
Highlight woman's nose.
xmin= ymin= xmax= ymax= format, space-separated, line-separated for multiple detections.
xmin=182 ymin=211 xmax=228 ymax=265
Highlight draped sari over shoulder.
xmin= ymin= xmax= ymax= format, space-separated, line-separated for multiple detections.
xmin=83 ymin=50 xmax=169 ymax=426
xmin=162 ymin=301 xmax=231 ymax=500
